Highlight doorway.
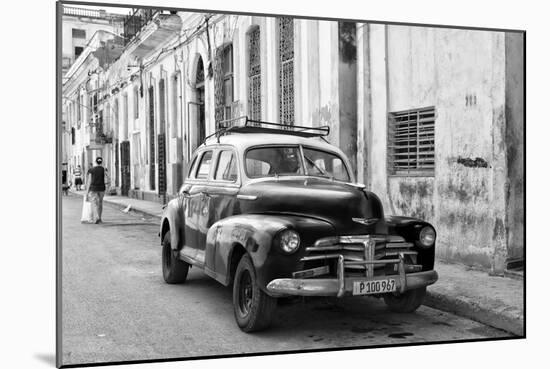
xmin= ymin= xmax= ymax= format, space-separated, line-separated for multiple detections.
xmin=120 ymin=140 xmax=131 ymax=196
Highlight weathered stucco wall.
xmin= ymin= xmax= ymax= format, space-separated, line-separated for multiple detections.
xmin=504 ymin=32 xmax=525 ymax=266
xmin=368 ymin=25 xmax=509 ymax=269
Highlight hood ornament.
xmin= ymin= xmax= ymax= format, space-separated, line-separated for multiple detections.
xmin=352 ymin=217 xmax=379 ymax=226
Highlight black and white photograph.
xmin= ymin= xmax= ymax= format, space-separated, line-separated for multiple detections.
xmin=53 ymin=0 xmax=529 ymax=367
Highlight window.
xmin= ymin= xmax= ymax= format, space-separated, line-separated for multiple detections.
xmin=303 ymin=147 xmax=350 ymax=182
xmin=104 ymin=102 xmax=110 ymax=132
xmin=248 ymin=26 xmax=261 ymax=121
xmin=123 ymin=93 xmax=128 ymax=139
xmin=215 ymin=151 xmax=238 ymax=182
xmin=246 ymin=146 xmax=303 ymax=178
xmin=214 ymin=44 xmax=234 ymax=125
xmin=133 ymin=86 xmax=139 ymax=120
xmin=171 ymin=73 xmax=180 ymax=138
xmin=72 ymin=28 xmax=86 ymax=38
xmin=387 ymin=107 xmax=435 ymax=175
xmin=223 ymin=45 xmax=234 ymax=120
xmin=195 ymin=151 xmax=213 ymax=179
xmin=187 ymin=155 xmax=198 ymax=178
xmin=278 ymin=17 xmax=294 ymax=125
xmin=76 ymin=94 xmax=81 ymax=125
xmin=159 ymin=79 xmax=166 ymax=134
xmin=74 ymin=46 xmax=84 ymax=59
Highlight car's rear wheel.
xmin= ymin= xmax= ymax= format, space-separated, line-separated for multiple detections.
xmin=383 ymin=287 xmax=426 ymax=313
xmin=233 ymin=254 xmax=276 ymax=332
xmin=162 ymin=230 xmax=189 ymax=284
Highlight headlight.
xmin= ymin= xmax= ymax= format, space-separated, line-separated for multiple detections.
xmin=279 ymin=229 xmax=301 ymax=254
xmin=418 ymin=226 xmax=436 ymax=248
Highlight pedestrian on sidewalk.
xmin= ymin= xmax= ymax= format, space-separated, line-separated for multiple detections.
xmin=74 ymin=165 xmax=83 ymax=191
xmin=86 ymin=157 xmax=109 ymax=224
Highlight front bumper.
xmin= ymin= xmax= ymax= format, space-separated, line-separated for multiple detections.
xmin=266 ymin=253 xmax=438 ymax=297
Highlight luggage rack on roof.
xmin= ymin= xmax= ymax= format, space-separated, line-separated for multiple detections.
xmin=203 ymin=116 xmax=330 ymax=144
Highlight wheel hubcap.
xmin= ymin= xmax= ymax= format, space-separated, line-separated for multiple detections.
xmin=239 ymin=271 xmax=253 ymax=315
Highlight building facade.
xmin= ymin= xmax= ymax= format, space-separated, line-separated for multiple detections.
xmin=61 ymin=6 xmax=124 ymax=81
xmin=62 ymin=9 xmax=524 ymax=273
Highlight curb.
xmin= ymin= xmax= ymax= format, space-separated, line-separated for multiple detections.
xmin=424 ymin=290 xmax=524 ymax=336
xmin=103 ymin=198 xmax=162 ymax=220
xmin=69 ymin=191 xmax=162 ymax=220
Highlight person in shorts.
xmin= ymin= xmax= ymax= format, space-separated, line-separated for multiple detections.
xmin=74 ymin=165 xmax=83 ymax=190
xmin=86 ymin=157 xmax=106 ymax=224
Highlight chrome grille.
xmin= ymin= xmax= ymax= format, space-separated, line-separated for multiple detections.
xmin=300 ymin=235 xmax=419 ymax=278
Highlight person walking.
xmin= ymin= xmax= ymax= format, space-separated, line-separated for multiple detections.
xmin=74 ymin=165 xmax=83 ymax=191
xmin=86 ymin=157 xmax=107 ymax=224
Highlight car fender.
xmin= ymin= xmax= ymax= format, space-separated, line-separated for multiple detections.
xmin=205 ymin=213 xmax=335 ymax=291
xmin=385 ymin=215 xmax=436 ymax=270
xmin=160 ymin=197 xmax=183 ymax=250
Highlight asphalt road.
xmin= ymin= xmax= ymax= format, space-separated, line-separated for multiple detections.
xmin=60 ymin=194 xmax=511 ymax=366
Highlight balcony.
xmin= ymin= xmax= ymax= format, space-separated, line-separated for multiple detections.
xmin=91 ymin=121 xmax=113 ymax=145
xmin=64 ymin=6 xmax=106 ymax=19
xmin=123 ymin=9 xmax=159 ymax=46
xmin=123 ymin=9 xmax=182 ymax=59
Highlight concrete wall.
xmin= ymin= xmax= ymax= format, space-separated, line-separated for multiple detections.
xmin=366 ymin=24 xmax=511 ymax=270
xmin=504 ymin=32 xmax=525 ymax=266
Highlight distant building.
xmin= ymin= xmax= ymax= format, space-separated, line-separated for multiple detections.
xmin=61 ymin=6 xmax=124 ymax=81
xmin=61 ymin=9 xmax=524 ymax=274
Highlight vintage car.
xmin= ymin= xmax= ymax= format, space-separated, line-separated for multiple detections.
xmin=159 ymin=117 xmax=438 ymax=332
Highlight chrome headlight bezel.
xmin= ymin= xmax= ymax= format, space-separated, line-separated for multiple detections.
xmin=277 ymin=229 xmax=301 ymax=254
xmin=417 ymin=226 xmax=436 ymax=248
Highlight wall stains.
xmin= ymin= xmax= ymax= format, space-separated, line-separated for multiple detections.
xmin=312 ymin=105 xmax=334 ymax=126
xmin=338 ymin=22 xmax=357 ymax=65
xmin=456 ymin=156 xmax=489 ymax=168
xmin=492 ymin=218 xmax=505 ymax=242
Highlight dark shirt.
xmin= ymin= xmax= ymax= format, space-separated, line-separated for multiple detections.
xmin=88 ymin=166 xmax=106 ymax=192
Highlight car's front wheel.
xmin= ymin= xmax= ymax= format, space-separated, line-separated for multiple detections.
xmin=383 ymin=287 xmax=426 ymax=313
xmin=233 ymin=254 xmax=277 ymax=332
xmin=162 ymin=230 xmax=189 ymax=284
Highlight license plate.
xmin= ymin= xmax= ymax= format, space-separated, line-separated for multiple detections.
xmin=352 ymin=278 xmax=397 ymax=295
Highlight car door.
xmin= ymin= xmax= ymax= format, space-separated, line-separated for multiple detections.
xmin=203 ymin=148 xmax=240 ymax=269
xmin=181 ymin=149 xmax=213 ymax=264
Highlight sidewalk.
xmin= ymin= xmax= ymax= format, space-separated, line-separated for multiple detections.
xmin=67 ymin=189 xmax=524 ymax=336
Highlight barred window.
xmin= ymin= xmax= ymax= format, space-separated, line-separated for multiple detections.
xmin=278 ymin=17 xmax=294 ymax=125
xmin=214 ymin=44 xmax=234 ymax=125
xmin=248 ymin=26 xmax=261 ymax=121
xmin=387 ymin=107 xmax=435 ymax=176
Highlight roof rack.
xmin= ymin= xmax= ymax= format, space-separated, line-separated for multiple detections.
xmin=203 ymin=116 xmax=330 ymax=144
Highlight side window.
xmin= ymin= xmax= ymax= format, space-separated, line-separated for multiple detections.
xmin=215 ymin=151 xmax=238 ymax=182
xmin=187 ymin=155 xmax=198 ymax=179
xmin=195 ymin=151 xmax=213 ymax=180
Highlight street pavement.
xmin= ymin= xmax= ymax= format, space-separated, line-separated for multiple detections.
xmin=60 ymin=193 xmax=512 ymax=366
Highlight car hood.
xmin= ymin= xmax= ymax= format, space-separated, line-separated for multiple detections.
xmin=238 ymin=177 xmax=386 ymax=234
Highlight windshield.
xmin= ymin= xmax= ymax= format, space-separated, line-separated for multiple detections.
xmin=303 ymin=147 xmax=350 ymax=181
xmin=245 ymin=145 xmax=350 ymax=181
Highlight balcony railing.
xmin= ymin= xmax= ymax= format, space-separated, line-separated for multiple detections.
xmin=63 ymin=6 xmax=106 ymax=19
xmin=123 ymin=8 xmax=159 ymax=46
